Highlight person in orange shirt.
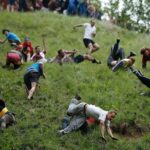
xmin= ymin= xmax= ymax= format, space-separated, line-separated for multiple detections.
xmin=22 ymin=37 xmax=33 ymax=62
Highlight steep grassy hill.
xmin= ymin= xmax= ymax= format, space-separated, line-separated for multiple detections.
xmin=0 ymin=12 xmax=149 ymax=150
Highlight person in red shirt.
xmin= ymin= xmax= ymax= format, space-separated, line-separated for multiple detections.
xmin=22 ymin=37 xmax=33 ymax=62
xmin=141 ymin=48 xmax=150 ymax=69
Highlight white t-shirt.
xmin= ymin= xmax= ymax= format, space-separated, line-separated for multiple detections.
xmin=31 ymin=51 xmax=46 ymax=61
xmin=86 ymin=104 xmax=110 ymax=126
xmin=83 ymin=23 xmax=96 ymax=40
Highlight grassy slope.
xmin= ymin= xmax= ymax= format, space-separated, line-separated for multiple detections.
xmin=0 ymin=12 xmax=149 ymax=150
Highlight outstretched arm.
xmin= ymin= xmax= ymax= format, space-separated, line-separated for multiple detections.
xmin=107 ymin=126 xmax=118 ymax=140
xmin=0 ymin=38 xmax=7 ymax=44
xmin=73 ymin=24 xmax=83 ymax=29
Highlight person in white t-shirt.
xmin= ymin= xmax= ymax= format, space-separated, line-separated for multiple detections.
xmin=73 ymin=20 xmax=100 ymax=54
xmin=60 ymin=100 xmax=118 ymax=142
xmin=31 ymin=46 xmax=47 ymax=62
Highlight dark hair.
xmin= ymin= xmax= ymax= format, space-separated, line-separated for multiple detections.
xmin=57 ymin=49 xmax=63 ymax=54
xmin=2 ymin=29 xmax=10 ymax=34
xmin=75 ymin=94 xmax=81 ymax=100
xmin=35 ymin=46 xmax=40 ymax=50
xmin=141 ymin=48 xmax=148 ymax=55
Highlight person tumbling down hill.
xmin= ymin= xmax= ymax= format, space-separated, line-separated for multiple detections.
xmin=112 ymin=54 xmax=136 ymax=72
xmin=59 ymin=96 xmax=118 ymax=143
xmin=0 ymin=99 xmax=16 ymax=132
xmin=0 ymin=29 xmax=21 ymax=45
xmin=107 ymin=39 xmax=125 ymax=68
xmin=24 ymin=59 xmax=46 ymax=100
xmin=50 ymin=49 xmax=101 ymax=65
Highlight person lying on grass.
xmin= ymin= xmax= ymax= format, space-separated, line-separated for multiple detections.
xmin=50 ymin=49 xmax=101 ymax=65
xmin=59 ymin=96 xmax=118 ymax=143
xmin=24 ymin=59 xmax=46 ymax=100
xmin=0 ymin=99 xmax=16 ymax=132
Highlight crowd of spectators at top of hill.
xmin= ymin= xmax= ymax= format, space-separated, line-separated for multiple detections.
xmin=0 ymin=0 xmax=102 ymax=20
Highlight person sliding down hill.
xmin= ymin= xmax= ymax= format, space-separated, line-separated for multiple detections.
xmin=0 ymin=29 xmax=21 ymax=45
xmin=50 ymin=49 xmax=101 ymax=65
xmin=107 ymin=39 xmax=125 ymax=68
xmin=59 ymin=97 xmax=118 ymax=143
xmin=0 ymin=99 xmax=16 ymax=132
xmin=24 ymin=59 xmax=46 ymax=100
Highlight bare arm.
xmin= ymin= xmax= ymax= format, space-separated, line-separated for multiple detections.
xmin=73 ymin=24 xmax=83 ymax=29
xmin=0 ymin=38 xmax=7 ymax=44
xmin=99 ymin=121 xmax=105 ymax=138
xmin=107 ymin=126 xmax=114 ymax=138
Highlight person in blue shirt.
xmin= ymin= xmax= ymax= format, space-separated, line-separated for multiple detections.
xmin=24 ymin=59 xmax=46 ymax=100
xmin=0 ymin=29 xmax=21 ymax=45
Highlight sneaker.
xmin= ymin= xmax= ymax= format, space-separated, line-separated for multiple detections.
xmin=129 ymin=51 xmax=136 ymax=57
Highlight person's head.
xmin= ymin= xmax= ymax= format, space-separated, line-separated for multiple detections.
xmin=2 ymin=29 xmax=10 ymax=35
xmin=57 ymin=49 xmax=65 ymax=57
xmin=35 ymin=46 xmax=41 ymax=53
xmin=75 ymin=93 xmax=81 ymax=100
xmin=128 ymin=57 xmax=135 ymax=66
xmin=106 ymin=110 xmax=117 ymax=121
xmin=90 ymin=19 xmax=95 ymax=26
xmin=141 ymin=48 xmax=149 ymax=56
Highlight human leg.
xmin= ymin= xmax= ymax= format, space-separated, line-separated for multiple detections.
xmin=27 ymin=82 xmax=37 ymax=100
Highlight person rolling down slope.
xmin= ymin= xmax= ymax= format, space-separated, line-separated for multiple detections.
xmin=107 ymin=39 xmax=125 ymax=67
xmin=112 ymin=53 xmax=136 ymax=72
xmin=59 ymin=99 xmax=118 ymax=143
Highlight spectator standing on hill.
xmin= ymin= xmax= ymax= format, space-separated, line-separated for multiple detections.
xmin=0 ymin=99 xmax=16 ymax=131
xmin=140 ymin=48 xmax=150 ymax=69
xmin=24 ymin=59 xmax=46 ymax=100
xmin=73 ymin=20 xmax=99 ymax=54
xmin=67 ymin=0 xmax=78 ymax=15
xmin=78 ymin=0 xmax=88 ymax=17
xmin=7 ymin=0 xmax=16 ymax=12
xmin=107 ymin=39 xmax=125 ymax=68
xmin=0 ymin=29 xmax=21 ymax=45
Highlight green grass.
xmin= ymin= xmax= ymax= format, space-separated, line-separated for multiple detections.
xmin=0 ymin=12 xmax=150 ymax=150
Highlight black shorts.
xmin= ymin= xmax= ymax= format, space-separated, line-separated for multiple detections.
xmin=24 ymin=71 xmax=40 ymax=90
xmin=83 ymin=38 xmax=95 ymax=48
xmin=73 ymin=55 xmax=84 ymax=63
